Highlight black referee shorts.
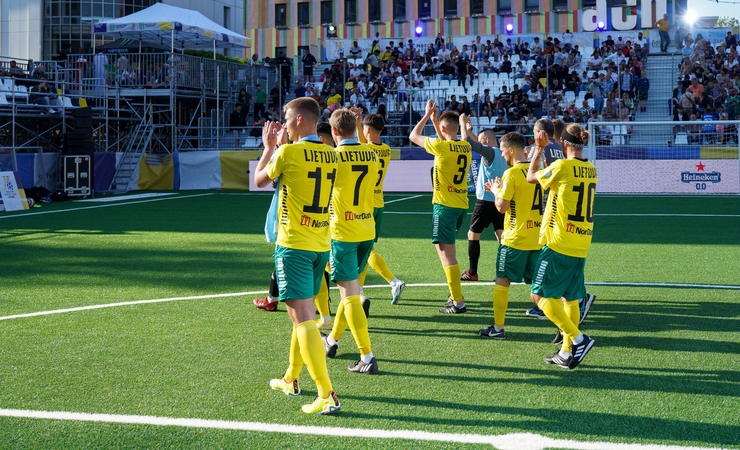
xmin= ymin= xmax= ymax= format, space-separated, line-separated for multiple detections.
xmin=469 ymin=199 xmax=505 ymax=234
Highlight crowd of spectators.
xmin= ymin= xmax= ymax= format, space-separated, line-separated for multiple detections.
xmin=670 ymin=30 xmax=739 ymax=144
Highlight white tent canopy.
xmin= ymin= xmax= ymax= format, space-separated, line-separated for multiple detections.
xmin=93 ymin=3 xmax=250 ymax=50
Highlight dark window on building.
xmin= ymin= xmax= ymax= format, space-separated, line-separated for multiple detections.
xmin=393 ymin=0 xmax=406 ymax=20
xmin=444 ymin=0 xmax=457 ymax=16
xmin=369 ymin=0 xmax=381 ymax=21
xmin=298 ymin=2 xmax=310 ymax=25
xmin=470 ymin=0 xmax=484 ymax=15
xmin=553 ymin=0 xmax=568 ymax=10
xmin=525 ymin=0 xmax=539 ymax=11
xmin=498 ymin=0 xmax=512 ymax=14
xmin=611 ymin=0 xmax=628 ymax=5
xmin=345 ymin=0 xmax=357 ymax=22
xmin=275 ymin=4 xmax=287 ymax=27
xmin=582 ymin=0 xmax=596 ymax=8
xmin=321 ymin=1 xmax=333 ymax=24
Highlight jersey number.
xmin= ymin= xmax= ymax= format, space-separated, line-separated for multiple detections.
xmin=531 ymin=184 xmax=543 ymax=212
xmin=352 ymin=165 xmax=369 ymax=206
xmin=375 ymin=159 xmax=385 ymax=187
xmin=452 ymin=154 xmax=468 ymax=185
xmin=567 ymin=182 xmax=596 ymax=223
xmin=303 ymin=167 xmax=337 ymax=213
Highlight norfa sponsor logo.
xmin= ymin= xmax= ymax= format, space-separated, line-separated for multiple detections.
xmin=582 ymin=0 xmax=667 ymax=32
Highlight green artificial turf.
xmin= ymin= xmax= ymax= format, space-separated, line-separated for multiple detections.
xmin=0 ymin=192 xmax=738 ymax=449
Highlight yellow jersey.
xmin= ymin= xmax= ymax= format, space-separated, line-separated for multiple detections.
xmin=424 ymin=137 xmax=471 ymax=210
xmin=657 ymin=18 xmax=670 ymax=32
xmin=536 ymin=158 xmax=598 ymax=258
xmin=330 ymin=142 xmax=379 ymax=242
xmin=265 ymin=140 xmax=338 ymax=252
xmin=499 ymin=162 xmax=543 ymax=251
xmin=365 ymin=141 xmax=392 ymax=208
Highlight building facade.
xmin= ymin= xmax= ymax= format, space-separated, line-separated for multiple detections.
xmin=245 ymin=0 xmax=684 ymax=59
xmin=1 ymin=0 xmax=244 ymax=61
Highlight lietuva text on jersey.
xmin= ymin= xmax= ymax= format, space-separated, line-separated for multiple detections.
xmin=338 ymin=150 xmax=377 ymax=163
xmin=303 ymin=149 xmax=338 ymax=163
xmin=573 ymin=166 xmax=597 ymax=179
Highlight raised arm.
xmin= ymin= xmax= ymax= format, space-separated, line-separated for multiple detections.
xmin=350 ymin=106 xmax=366 ymax=143
xmin=527 ymin=129 xmax=549 ymax=184
xmin=409 ymin=99 xmax=435 ymax=147
xmin=254 ymin=121 xmax=282 ymax=188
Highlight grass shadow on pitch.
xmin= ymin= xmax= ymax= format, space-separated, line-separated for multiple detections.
xmin=337 ymin=394 xmax=740 ymax=447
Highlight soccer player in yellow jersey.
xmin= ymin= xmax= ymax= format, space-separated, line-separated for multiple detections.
xmin=526 ymin=123 xmax=597 ymax=370
xmin=321 ymin=108 xmax=380 ymax=374
xmin=254 ymin=123 xmax=336 ymax=328
xmin=350 ymin=107 xmax=406 ymax=306
xmin=253 ymin=98 xmax=340 ymax=414
xmin=409 ymin=99 xmax=472 ymax=314
xmin=479 ymin=132 xmax=543 ymax=339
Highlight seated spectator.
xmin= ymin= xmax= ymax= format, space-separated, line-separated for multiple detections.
xmin=326 ymin=88 xmax=342 ymax=106
xmin=349 ymin=41 xmax=363 ymax=59
xmin=0 ymin=60 xmax=26 ymax=78
xmin=687 ymin=78 xmax=704 ymax=97
xmin=29 ymin=79 xmax=62 ymax=113
xmin=30 ymin=63 xmax=47 ymax=80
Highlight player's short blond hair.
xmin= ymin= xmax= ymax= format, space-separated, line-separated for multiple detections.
xmin=439 ymin=111 xmax=459 ymax=133
xmin=284 ymin=97 xmax=321 ymax=123
xmin=329 ymin=108 xmax=357 ymax=137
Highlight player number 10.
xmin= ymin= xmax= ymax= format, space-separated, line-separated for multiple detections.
xmin=567 ymin=182 xmax=596 ymax=223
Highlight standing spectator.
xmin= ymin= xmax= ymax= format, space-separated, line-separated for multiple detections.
xmin=302 ymin=49 xmax=317 ymax=82
xmin=590 ymin=74 xmax=605 ymax=112
xmin=229 ymin=103 xmax=247 ymax=147
xmin=635 ymin=71 xmax=650 ymax=112
xmin=269 ymin=81 xmax=282 ymax=107
xmin=656 ymin=14 xmax=671 ymax=53
xmin=275 ymin=51 xmax=291 ymax=92
xmin=619 ymin=66 xmax=635 ymax=99
xmin=455 ymin=58 xmax=469 ymax=92
xmin=253 ymin=83 xmax=267 ymax=119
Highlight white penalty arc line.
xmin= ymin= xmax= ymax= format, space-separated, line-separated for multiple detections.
xmin=0 ymin=409 xmax=717 ymax=450
xmin=0 ymin=193 xmax=214 ymax=219
xmin=1 ymin=281 xmax=738 ymax=323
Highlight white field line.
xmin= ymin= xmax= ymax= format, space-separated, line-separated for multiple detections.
xmin=384 ymin=194 xmax=426 ymax=204
xmin=0 ymin=408 xmax=716 ymax=450
xmin=1 ymin=282 xmax=737 ymax=323
xmin=383 ymin=211 xmax=740 ymax=217
xmin=0 ymin=193 xmax=214 ymax=219
xmin=76 ymin=193 xmax=177 ymax=203
xmin=0 ymin=290 xmax=267 ymax=322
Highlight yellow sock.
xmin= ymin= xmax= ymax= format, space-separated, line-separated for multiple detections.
xmin=539 ymin=297 xmax=580 ymax=339
xmin=285 ymin=326 xmax=303 ymax=380
xmin=562 ymin=300 xmax=581 ymax=353
xmin=358 ymin=264 xmax=369 ymax=287
xmin=315 ymin=274 xmax=331 ymax=319
xmin=296 ymin=320 xmax=332 ymax=398
xmin=493 ymin=284 xmax=510 ymax=328
xmin=368 ymin=250 xmax=394 ymax=283
xmin=444 ymin=264 xmax=463 ymax=302
xmin=343 ymin=295 xmax=372 ymax=356
xmin=330 ymin=296 xmax=348 ymax=341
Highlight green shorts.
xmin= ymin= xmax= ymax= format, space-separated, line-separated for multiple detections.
xmin=274 ymin=245 xmax=330 ymax=301
xmin=496 ymin=245 xmax=540 ymax=284
xmin=637 ymin=90 xmax=648 ymax=100
xmin=432 ymin=204 xmax=466 ymax=244
xmin=530 ymin=246 xmax=587 ymax=301
xmin=330 ymin=239 xmax=374 ymax=282
xmin=373 ymin=207 xmax=384 ymax=242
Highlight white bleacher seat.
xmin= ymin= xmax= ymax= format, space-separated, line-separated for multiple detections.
xmin=674 ymin=132 xmax=688 ymax=145
xmin=478 ymin=116 xmax=491 ymax=126
xmin=587 ymin=98 xmax=594 ymax=108
xmin=0 ymin=81 xmax=10 ymax=92
xmin=611 ymin=125 xmax=627 ymax=145
xmin=563 ymin=91 xmax=575 ymax=104
xmin=0 ymin=93 xmax=8 ymax=105
xmin=62 ymin=96 xmax=74 ymax=108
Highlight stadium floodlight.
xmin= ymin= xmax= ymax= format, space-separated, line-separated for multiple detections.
xmin=505 ymin=24 xmax=514 ymax=34
xmin=415 ymin=25 xmax=423 ymax=37
xmin=684 ymin=10 xmax=698 ymax=26
xmin=327 ymin=25 xmax=337 ymax=38
xmin=597 ymin=21 xmax=606 ymax=31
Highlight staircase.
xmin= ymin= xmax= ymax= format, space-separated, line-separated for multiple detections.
xmin=106 ymin=104 xmax=155 ymax=193
xmin=629 ymin=53 xmax=680 ymax=145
